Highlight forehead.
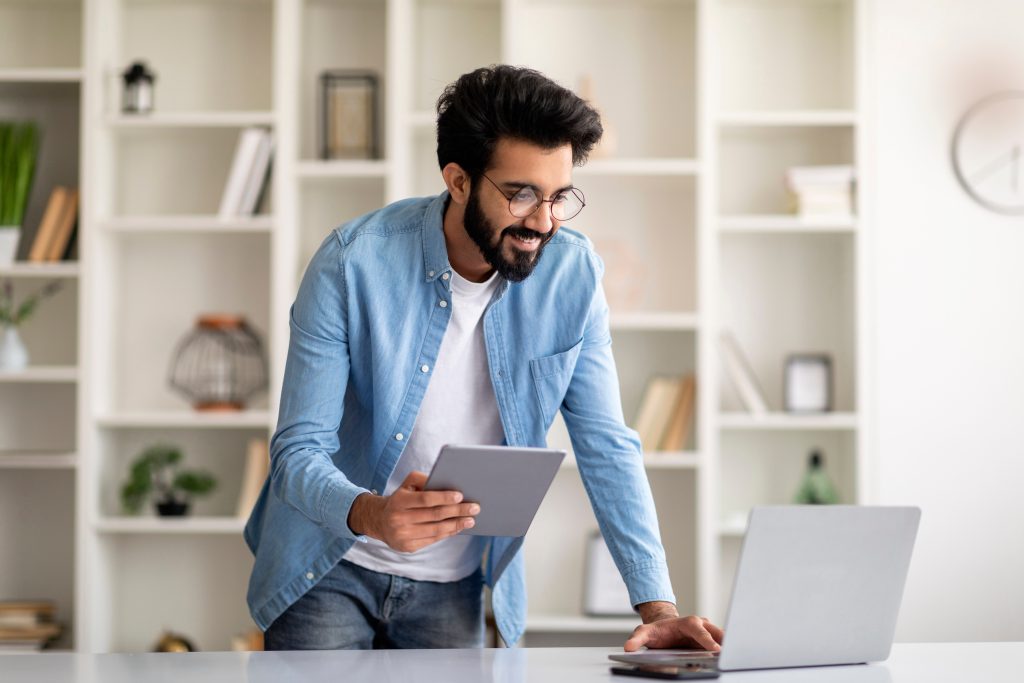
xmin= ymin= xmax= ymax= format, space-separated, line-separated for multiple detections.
xmin=487 ymin=138 xmax=573 ymax=189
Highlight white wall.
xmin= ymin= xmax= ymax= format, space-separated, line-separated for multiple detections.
xmin=871 ymin=0 xmax=1024 ymax=642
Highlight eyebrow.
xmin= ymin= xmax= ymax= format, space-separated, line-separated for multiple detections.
xmin=499 ymin=180 xmax=576 ymax=195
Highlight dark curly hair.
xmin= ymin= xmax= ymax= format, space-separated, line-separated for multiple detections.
xmin=435 ymin=65 xmax=603 ymax=183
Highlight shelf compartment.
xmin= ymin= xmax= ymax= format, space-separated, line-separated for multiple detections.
xmin=515 ymin=0 xmax=696 ymax=159
xmin=412 ymin=0 xmax=500 ymax=113
xmin=96 ymin=233 xmax=272 ymax=414
xmin=112 ymin=128 xmax=271 ymax=216
xmin=0 ymin=273 xmax=78 ymax=367
xmin=718 ymin=214 xmax=856 ymax=234
xmin=299 ymin=0 xmax=387 ymax=160
xmin=718 ymin=0 xmax=855 ymax=112
xmin=0 ymin=469 xmax=76 ymax=650
xmin=0 ymin=1 xmax=82 ymax=71
xmin=719 ymin=232 xmax=857 ymax=413
xmin=101 ymin=535 xmax=254 ymax=652
xmin=97 ymin=428 xmax=268 ymax=519
xmin=718 ymin=125 xmax=854 ymax=216
xmin=119 ymin=0 xmax=272 ymax=113
xmin=0 ymin=384 xmax=76 ymax=454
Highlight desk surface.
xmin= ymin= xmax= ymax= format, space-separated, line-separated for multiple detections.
xmin=4 ymin=642 xmax=1022 ymax=682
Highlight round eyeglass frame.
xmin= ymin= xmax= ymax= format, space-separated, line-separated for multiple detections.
xmin=481 ymin=173 xmax=586 ymax=222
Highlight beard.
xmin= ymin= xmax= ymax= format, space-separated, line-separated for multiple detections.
xmin=462 ymin=188 xmax=551 ymax=283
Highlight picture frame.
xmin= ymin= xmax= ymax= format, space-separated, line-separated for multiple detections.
xmin=784 ymin=353 xmax=833 ymax=413
xmin=583 ymin=531 xmax=634 ymax=617
xmin=319 ymin=70 xmax=379 ymax=160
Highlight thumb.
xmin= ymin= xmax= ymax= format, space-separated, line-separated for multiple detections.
xmin=401 ymin=471 xmax=429 ymax=491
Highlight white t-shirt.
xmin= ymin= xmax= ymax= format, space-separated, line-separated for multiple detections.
xmin=343 ymin=268 xmax=506 ymax=582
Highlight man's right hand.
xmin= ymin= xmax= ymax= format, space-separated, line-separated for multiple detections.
xmin=347 ymin=471 xmax=480 ymax=553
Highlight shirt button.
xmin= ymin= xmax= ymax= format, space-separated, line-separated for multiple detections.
xmin=428 ymin=270 xmax=435 ymax=278
xmin=441 ymin=273 xmax=450 ymax=281
xmin=421 ymin=364 xmax=430 ymax=373
xmin=306 ymin=572 xmax=314 ymax=580
xmin=371 ymin=489 xmax=378 ymax=495
xmin=395 ymin=433 xmax=404 ymax=441
xmin=439 ymin=300 xmax=448 ymax=308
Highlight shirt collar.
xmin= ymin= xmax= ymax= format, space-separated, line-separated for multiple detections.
xmin=422 ymin=191 xmax=452 ymax=283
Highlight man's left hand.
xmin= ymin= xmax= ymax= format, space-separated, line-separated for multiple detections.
xmin=624 ymin=602 xmax=724 ymax=652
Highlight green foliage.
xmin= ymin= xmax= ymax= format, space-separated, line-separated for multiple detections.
xmin=120 ymin=442 xmax=218 ymax=514
xmin=0 ymin=122 xmax=40 ymax=227
xmin=0 ymin=279 xmax=62 ymax=327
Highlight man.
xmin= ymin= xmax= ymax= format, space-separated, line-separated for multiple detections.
xmin=245 ymin=65 xmax=723 ymax=652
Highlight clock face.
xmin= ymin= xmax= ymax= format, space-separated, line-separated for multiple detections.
xmin=951 ymin=91 xmax=1024 ymax=215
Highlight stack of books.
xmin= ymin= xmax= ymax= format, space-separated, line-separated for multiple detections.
xmin=719 ymin=330 xmax=769 ymax=415
xmin=632 ymin=375 xmax=697 ymax=453
xmin=0 ymin=601 xmax=61 ymax=653
xmin=23 ymin=187 xmax=79 ymax=263
xmin=784 ymin=165 xmax=855 ymax=218
xmin=219 ymin=127 xmax=275 ymax=220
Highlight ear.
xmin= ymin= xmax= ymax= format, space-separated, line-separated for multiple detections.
xmin=442 ymin=163 xmax=472 ymax=205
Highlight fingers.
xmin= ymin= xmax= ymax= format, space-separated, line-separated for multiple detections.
xmin=403 ymin=502 xmax=480 ymax=524
xmin=623 ymin=623 xmax=659 ymax=652
xmin=690 ymin=622 xmax=721 ymax=652
xmin=402 ymin=516 xmax=476 ymax=540
xmin=400 ymin=471 xmax=429 ymax=490
xmin=622 ymin=616 xmax=723 ymax=653
xmin=703 ymin=619 xmax=725 ymax=645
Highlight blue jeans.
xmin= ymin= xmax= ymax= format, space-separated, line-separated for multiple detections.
xmin=264 ymin=559 xmax=485 ymax=650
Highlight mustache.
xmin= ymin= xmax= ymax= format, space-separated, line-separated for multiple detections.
xmin=502 ymin=225 xmax=556 ymax=244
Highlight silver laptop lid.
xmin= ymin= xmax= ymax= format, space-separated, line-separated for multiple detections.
xmin=718 ymin=505 xmax=920 ymax=671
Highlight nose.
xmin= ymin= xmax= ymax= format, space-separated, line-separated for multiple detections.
xmin=523 ymin=201 xmax=556 ymax=235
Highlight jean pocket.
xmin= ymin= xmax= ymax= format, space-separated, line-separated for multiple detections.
xmin=529 ymin=339 xmax=583 ymax=421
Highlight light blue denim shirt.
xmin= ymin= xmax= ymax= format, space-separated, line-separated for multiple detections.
xmin=244 ymin=192 xmax=676 ymax=646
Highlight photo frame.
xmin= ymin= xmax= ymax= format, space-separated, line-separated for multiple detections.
xmin=583 ymin=531 xmax=634 ymax=617
xmin=319 ymin=70 xmax=379 ymax=160
xmin=784 ymin=353 xmax=833 ymax=413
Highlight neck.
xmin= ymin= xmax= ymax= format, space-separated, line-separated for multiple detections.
xmin=442 ymin=198 xmax=495 ymax=283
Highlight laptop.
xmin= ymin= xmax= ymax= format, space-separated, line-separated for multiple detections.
xmin=610 ymin=505 xmax=920 ymax=672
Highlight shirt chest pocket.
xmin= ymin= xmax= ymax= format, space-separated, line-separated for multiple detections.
xmin=529 ymin=339 xmax=583 ymax=425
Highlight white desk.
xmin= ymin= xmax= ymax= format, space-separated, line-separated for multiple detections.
xmin=4 ymin=643 xmax=1021 ymax=682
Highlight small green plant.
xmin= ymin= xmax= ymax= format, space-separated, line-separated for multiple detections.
xmin=0 ymin=122 xmax=40 ymax=227
xmin=121 ymin=443 xmax=217 ymax=514
xmin=0 ymin=279 xmax=62 ymax=327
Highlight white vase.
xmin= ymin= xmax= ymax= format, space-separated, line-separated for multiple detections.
xmin=0 ymin=326 xmax=29 ymax=370
xmin=0 ymin=227 xmax=20 ymax=266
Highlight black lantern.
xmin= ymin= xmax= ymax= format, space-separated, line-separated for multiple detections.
xmin=168 ymin=314 xmax=268 ymax=411
xmin=122 ymin=61 xmax=156 ymax=114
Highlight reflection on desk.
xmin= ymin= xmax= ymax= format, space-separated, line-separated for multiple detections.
xmin=3 ymin=642 xmax=1023 ymax=683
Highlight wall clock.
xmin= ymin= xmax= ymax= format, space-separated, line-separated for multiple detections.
xmin=951 ymin=90 xmax=1024 ymax=215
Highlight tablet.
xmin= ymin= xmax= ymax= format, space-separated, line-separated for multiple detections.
xmin=423 ymin=445 xmax=566 ymax=537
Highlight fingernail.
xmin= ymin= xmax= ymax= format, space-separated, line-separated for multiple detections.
xmin=453 ymin=493 xmax=463 ymax=503
xmin=464 ymin=519 xmax=475 ymax=528
xmin=470 ymin=504 xmax=480 ymax=514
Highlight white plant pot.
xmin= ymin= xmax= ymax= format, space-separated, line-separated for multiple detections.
xmin=0 ymin=227 xmax=20 ymax=266
xmin=0 ymin=326 xmax=29 ymax=371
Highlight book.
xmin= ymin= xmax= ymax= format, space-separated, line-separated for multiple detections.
xmin=219 ymin=128 xmax=265 ymax=219
xmin=719 ymin=331 xmax=769 ymax=415
xmin=632 ymin=375 xmax=683 ymax=453
xmin=44 ymin=189 xmax=78 ymax=261
xmin=236 ymin=438 xmax=269 ymax=518
xmin=0 ymin=602 xmax=54 ymax=630
xmin=659 ymin=375 xmax=697 ymax=452
xmin=238 ymin=130 xmax=274 ymax=216
xmin=27 ymin=187 xmax=68 ymax=262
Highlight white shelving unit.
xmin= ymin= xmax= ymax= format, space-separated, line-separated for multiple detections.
xmin=0 ymin=0 xmax=869 ymax=653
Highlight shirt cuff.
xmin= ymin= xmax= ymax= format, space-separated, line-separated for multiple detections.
xmin=623 ymin=560 xmax=677 ymax=609
xmin=320 ymin=477 xmax=372 ymax=543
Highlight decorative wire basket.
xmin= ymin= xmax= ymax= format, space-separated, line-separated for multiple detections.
xmin=167 ymin=314 xmax=268 ymax=411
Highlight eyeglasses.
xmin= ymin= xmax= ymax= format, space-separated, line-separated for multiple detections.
xmin=481 ymin=174 xmax=586 ymax=222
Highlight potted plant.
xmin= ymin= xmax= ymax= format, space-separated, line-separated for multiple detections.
xmin=120 ymin=443 xmax=217 ymax=517
xmin=0 ymin=278 xmax=62 ymax=370
xmin=0 ymin=122 xmax=40 ymax=265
